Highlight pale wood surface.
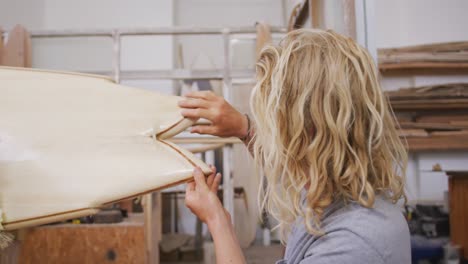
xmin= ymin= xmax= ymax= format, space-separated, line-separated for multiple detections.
xmin=0 ymin=67 xmax=209 ymax=230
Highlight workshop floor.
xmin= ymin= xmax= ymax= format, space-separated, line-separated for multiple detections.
xmin=161 ymin=244 xmax=284 ymax=264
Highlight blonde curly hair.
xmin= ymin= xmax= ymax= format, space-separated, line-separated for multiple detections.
xmin=250 ymin=29 xmax=407 ymax=241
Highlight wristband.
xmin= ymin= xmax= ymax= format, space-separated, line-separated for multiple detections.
xmin=240 ymin=114 xmax=251 ymax=142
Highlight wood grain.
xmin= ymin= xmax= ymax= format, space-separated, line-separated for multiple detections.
xmin=405 ymin=134 xmax=468 ymax=151
xmin=447 ymin=172 xmax=468 ymax=260
xmin=378 ymin=41 xmax=468 ymax=72
xmin=18 ymin=214 xmax=146 ymax=264
xmin=0 ymin=67 xmax=210 ymax=231
xmin=389 ymin=83 xmax=468 ymax=151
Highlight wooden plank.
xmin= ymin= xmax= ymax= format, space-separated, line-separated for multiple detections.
xmin=3 ymin=25 xmax=26 ymax=67
xmin=447 ymin=172 xmax=468 ymax=259
xmin=380 ymin=66 xmax=468 ymax=75
xmin=417 ymin=114 xmax=468 ymax=123
xmin=399 ymin=122 xmax=468 ymax=130
xmin=451 ymin=121 xmax=468 ymax=126
xmin=398 ymin=129 xmax=428 ymax=138
xmin=310 ymin=0 xmax=321 ymax=28
xmin=380 ymin=53 xmax=468 ymax=64
xmin=405 ymin=134 xmax=468 ymax=151
xmin=380 ymin=41 xmax=468 ymax=53
xmin=391 ymin=99 xmax=468 ymax=110
xmin=0 ymin=27 xmax=4 ymax=65
xmin=429 ymin=130 xmax=468 ymax=136
xmin=2 ymin=25 xmax=32 ymax=67
xmin=380 ymin=62 xmax=468 ymax=71
xmin=378 ymin=41 xmax=468 ymax=70
xmin=24 ymin=30 xmax=32 ymax=68
xmin=144 ymin=192 xmax=161 ymax=264
xmin=342 ymin=0 xmax=356 ymax=39
xmin=255 ymin=23 xmax=272 ymax=57
xmin=387 ymin=83 xmax=468 ymax=101
xmin=395 ymin=114 xmax=415 ymax=123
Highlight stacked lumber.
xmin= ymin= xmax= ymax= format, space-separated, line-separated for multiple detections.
xmin=378 ymin=42 xmax=468 ymax=71
xmin=387 ymin=83 xmax=468 ymax=151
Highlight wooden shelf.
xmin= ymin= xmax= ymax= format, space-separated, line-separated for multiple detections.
xmin=405 ymin=134 xmax=468 ymax=152
xmin=389 ymin=83 xmax=468 ymax=152
xmin=380 ymin=62 xmax=468 ymax=73
xmin=378 ymin=41 xmax=468 ymax=73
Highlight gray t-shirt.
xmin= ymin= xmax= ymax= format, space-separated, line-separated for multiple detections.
xmin=277 ymin=197 xmax=411 ymax=264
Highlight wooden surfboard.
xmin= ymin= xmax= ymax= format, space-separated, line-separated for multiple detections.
xmin=0 ymin=67 xmax=210 ymax=230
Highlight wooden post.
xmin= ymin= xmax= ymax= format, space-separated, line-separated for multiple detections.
xmin=0 ymin=27 xmax=4 ymax=65
xmin=3 ymin=25 xmax=26 ymax=67
xmin=144 ymin=192 xmax=161 ymax=264
xmin=310 ymin=0 xmax=321 ymax=29
xmin=343 ymin=0 xmax=357 ymax=39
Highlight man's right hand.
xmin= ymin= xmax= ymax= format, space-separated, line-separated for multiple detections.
xmin=178 ymin=91 xmax=248 ymax=138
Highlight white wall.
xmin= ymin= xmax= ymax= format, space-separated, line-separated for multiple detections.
xmin=376 ymin=0 xmax=468 ymax=203
xmin=1 ymin=0 xmax=174 ymax=92
xmin=0 ymin=0 xmax=45 ymax=30
xmin=174 ymin=0 xmax=285 ymax=69
xmin=376 ymin=0 xmax=468 ymax=48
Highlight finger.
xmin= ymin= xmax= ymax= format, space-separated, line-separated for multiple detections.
xmin=206 ymin=173 xmax=215 ymax=187
xmin=190 ymin=125 xmax=218 ymax=135
xmin=193 ymin=167 xmax=208 ymax=190
xmin=186 ymin=181 xmax=195 ymax=193
xmin=211 ymin=173 xmax=222 ymax=193
xmin=210 ymin=165 xmax=217 ymax=175
xmin=206 ymin=165 xmax=216 ymax=188
xmin=184 ymin=91 xmax=216 ymax=100
xmin=178 ymin=98 xmax=209 ymax=109
xmin=181 ymin=109 xmax=216 ymax=120
xmin=224 ymin=209 xmax=232 ymax=223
